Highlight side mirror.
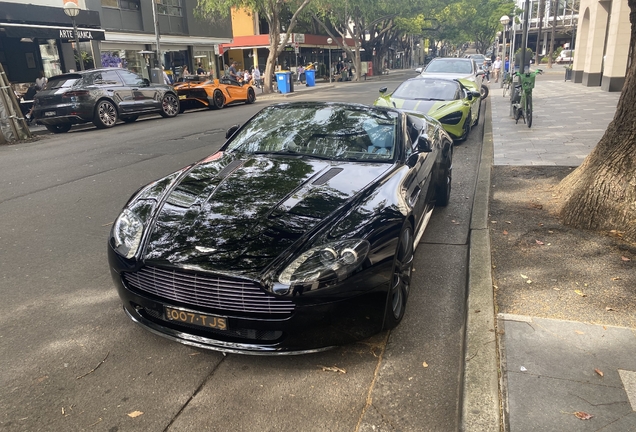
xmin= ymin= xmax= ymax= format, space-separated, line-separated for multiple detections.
xmin=466 ymin=92 xmax=473 ymax=101
xmin=379 ymin=87 xmax=387 ymax=94
xmin=142 ymin=78 xmax=150 ymax=86
xmin=476 ymin=70 xmax=485 ymax=76
xmin=415 ymin=67 xmax=422 ymax=73
xmin=417 ymin=135 xmax=433 ymax=153
xmin=225 ymin=124 xmax=240 ymax=139
xmin=472 ymin=91 xmax=481 ymax=99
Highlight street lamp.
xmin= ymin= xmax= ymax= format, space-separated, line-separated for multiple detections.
xmin=499 ymin=15 xmax=510 ymax=88
xmin=63 ymin=2 xmax=84 ymax=71
xmin=326 ymin=37 xmax=333 ymax=83
xmin=496 ymin=31 xmax=502 ymax=58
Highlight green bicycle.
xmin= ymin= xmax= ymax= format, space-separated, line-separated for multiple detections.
xmin=511 ymin=69 xmax=543 ymax=128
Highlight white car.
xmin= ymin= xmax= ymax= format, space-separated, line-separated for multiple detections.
xmin=556 ymin=49 xmax=574 ymax=63
xmin=417 ymin=57 xmax=487 ymax=99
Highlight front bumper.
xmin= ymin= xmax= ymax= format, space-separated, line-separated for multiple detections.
xmin=109 ymin=249 xmax=391 ymax=355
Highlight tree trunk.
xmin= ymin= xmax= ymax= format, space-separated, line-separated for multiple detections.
xmin=557 ymin=4 xmax=636 ymax=242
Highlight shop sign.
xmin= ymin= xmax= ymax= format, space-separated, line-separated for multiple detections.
xmin=59 ymin=29 xmax=95 ymax=40
xmin=293 ymin=33 xmax=305 ymax=44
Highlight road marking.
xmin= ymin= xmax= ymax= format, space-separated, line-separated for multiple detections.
xmin=618 ymin=370 xmax=636 ymax=411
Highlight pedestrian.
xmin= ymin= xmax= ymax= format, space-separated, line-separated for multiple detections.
xmin=35 ymin=71 xmax=47 ymax=90
xmin=23 ymin=83 xmax=38 ymax=123
xmin=492 ymin=56 xmax=502 ymax=83
xmin=196 ymin=63 xmax=205 ymax=75
xmin=228 ymin=61 xmax=240 ymax=82
xmin=163 ymin=69 xmax=171 ymax=85
xmin=482 ymin=59 xmax=490 ymax=83
xmin=244 ymin=69 xmax=251 ymax=84
xmin=504 ymin=56 xmax=510 ymax=80
xmin=252 ymin=66 xmax=262 ymax=88
xmin=182 ymin=65 xmax=189 ymax=76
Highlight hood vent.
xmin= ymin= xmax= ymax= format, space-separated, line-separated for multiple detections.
xmin=217 ymin=159 xmax=244 ymax=179
xmin=312 ymin=168 xmax=343 ymax=185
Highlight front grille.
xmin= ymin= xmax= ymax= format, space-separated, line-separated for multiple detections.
xmin=123 ymin=266 xmax=295 ymax=315
xmin=143 ymin=307 xmax=283 ymax=341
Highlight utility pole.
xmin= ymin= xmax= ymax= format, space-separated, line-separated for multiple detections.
xmin=535 ymin=0 xmax=545 ymax=65
xmin=520 ymin=0 xmax=530 ymax=73
xmin=548 ymin=0 xmax=559 ymax=68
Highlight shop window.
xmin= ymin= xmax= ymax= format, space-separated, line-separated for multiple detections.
xmin=157 ymin=0 xmax=182 ymax=17
xmin=101 ymin=0 xmax=118 ymax=7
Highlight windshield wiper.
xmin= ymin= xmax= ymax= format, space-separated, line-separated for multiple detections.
xmin=412 ymin=97 xmax=446 ymax=101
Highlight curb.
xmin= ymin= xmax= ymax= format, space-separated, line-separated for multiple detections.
xmin=461 ymin=97 xmax=500 ymax=431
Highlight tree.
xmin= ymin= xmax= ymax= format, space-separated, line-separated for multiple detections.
xmin=557 ymin=0 xmax=636 ymax=243
xmin=197 ymin=0 xmax=313 ymax=94
xmin=547 ymin=0 xmax=559 ymax=68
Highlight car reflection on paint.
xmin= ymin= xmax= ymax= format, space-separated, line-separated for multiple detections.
xmin=108 ymin=102 xmax=453 ymax=355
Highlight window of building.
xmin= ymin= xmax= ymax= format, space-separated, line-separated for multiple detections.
xmin=101 ymin=0 xmax=140 ymax=10
xmin=157 ymin=0 xmax=182 ymax=17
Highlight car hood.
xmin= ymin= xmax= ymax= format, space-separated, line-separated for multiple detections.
xmin=143 ymin=153 xmax=392 ymax=277
xmin=376 ymin=97 xmax=454 ymax=115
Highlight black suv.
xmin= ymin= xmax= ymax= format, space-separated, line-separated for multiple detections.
xmin=33 ymin=68 xmax=180 ymax=133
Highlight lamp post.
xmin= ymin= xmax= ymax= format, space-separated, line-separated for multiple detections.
xmin=499 ymin=15 xmax=510 ymax=88
xmin=63 ymin=2 xmax=84 ymax=71
xmin=326 ymin=37 xmax=332 ymax=83
xmin=496 ymin=31 xmax=502 ymax=58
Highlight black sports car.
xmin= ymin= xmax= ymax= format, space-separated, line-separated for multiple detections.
xmin=108 ymin=102 xmax=453 ymax=354
xmin=32 ymin=68 xmax=180 ymax=134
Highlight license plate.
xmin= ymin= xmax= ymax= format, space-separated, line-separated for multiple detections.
xmin=178 ymin=95 xmax=186 ymax=100
xmin=44 ymin=111 xmax=56 ymax=117
xmin=164 ymin=306 xmax=228 ymax=331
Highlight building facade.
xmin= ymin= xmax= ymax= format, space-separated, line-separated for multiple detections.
xmin=572 ymin=0 xmax=631 ymax=91
xmin=0 ymin=0 xmax=232 ymax=87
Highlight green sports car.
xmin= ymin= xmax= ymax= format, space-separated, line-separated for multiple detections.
xmin=374 ymin=76 xmax=481 ymax=141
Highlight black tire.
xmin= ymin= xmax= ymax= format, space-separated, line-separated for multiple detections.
xmin=383 ymin=221 xmax=414 ymax=330
xmin=480 ymin=84 xmax=489 ymax=99
xmin=210 ymin=90 xmax=225 ymax=109
xmin=526 ymin=94 xmax=533 ymax=128
xmin=121 ymin=115 xmax=138 ymax=123
xmin=160 ymin=93 xmax=179 ymax=118
xmin=45 ymin=124 xmax=71 ymax=134
xmin=436 ymin=147 xmax=453 ymax=206
xmin=246 ymin=87 xmax=256 ymax=104
xmin=93 ymin=100 xmax=117 ymax=129
xmin=514 ymin=104 xmax=522 ymax=123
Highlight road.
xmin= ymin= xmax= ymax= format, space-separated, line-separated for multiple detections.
xmin=0 ymin=74 xmax=485 ymax=432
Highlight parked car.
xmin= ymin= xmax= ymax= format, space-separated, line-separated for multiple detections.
xmin=417 ymin=57 xmax=487 ymax=99
xmin=374 ymin=77 xmax=481 ymax=141
xmin=108 ymin=102 xmax=454 ymax=354
xmin=467 ymin=53 xmax=490 ymax=66
xmin=32 ymin=68 xmax=179 ymax=134
xmin=556 ymin=49 xmax=574 ymax=64
xmin=173 ymin=75 xmax=256 ymax=112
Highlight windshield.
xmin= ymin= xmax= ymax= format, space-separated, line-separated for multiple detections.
xmin=393 ymin=79 xmax=459 ymax=100
xmin=44 ymin=76 xmax=81 ymax=90
xmin=226 ymin=105 xmax=399 ymax=161
xmin=425 ymin=60 xmax=473 ymax=74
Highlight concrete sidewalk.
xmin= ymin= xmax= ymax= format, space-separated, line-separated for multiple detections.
xmin=462 ymin=74 xmax=636 ymax=431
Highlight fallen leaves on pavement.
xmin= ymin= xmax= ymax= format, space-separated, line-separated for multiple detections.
xmin=127 ymin=411 xmax=143 ymax=418
xmin=594 ymin=368 xmax=604 ymax=377
xmin=318 ymin=365 xmax=346 ymax=374
xmin=574 ymin=290 xmax=587 ymax=297
xmin=573 ymin=411 xmax=593 ymax=420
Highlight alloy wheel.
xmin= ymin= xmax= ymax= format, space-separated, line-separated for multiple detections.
xmin=98 ymin=101 xmax=117 ymax=127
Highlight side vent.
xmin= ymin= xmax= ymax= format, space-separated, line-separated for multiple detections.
xmin=312 ymin=168 xmax=343 ymax=185
xmin=217 ymin=159 xmax=244 ymax=179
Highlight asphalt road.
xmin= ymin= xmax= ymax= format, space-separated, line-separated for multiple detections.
xmin=0 ymin=75 xmax=485 ymax=432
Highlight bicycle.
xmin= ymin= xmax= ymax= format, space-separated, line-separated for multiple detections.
xmin=511 ymin=69 xmax=543 ymax=128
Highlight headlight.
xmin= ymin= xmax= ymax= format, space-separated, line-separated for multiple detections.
xmin=278 ymin=239 xmax=370 ymax=286
xmin=112 ymin=209 xmax=144 ymax=259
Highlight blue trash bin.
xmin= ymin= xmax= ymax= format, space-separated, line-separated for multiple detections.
xmin=276 ymin=71 xmax=291 ymax=93
xmin=305 ymin=69 xmax=316 ymax=87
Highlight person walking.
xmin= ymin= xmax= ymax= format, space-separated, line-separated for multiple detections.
xmin=252 ymin=66 xmax=262 ymax=88
xmin=492 ymin=56 xmax=502 ymax=83
xmin=482 ymin=59 xmax=491 ymax=83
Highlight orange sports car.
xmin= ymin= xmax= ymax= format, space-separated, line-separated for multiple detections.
xmin=173 ymin=76 xmax=256 ymax=112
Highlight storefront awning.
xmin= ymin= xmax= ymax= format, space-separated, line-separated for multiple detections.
xmin=104 ymin=31 xmax=231 ymax=46
xmin=1 ymin=22 xmax=105 ymax=41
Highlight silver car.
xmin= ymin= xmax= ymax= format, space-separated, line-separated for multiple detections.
xmin=416 ymin=58 xmax=487 ymax=99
